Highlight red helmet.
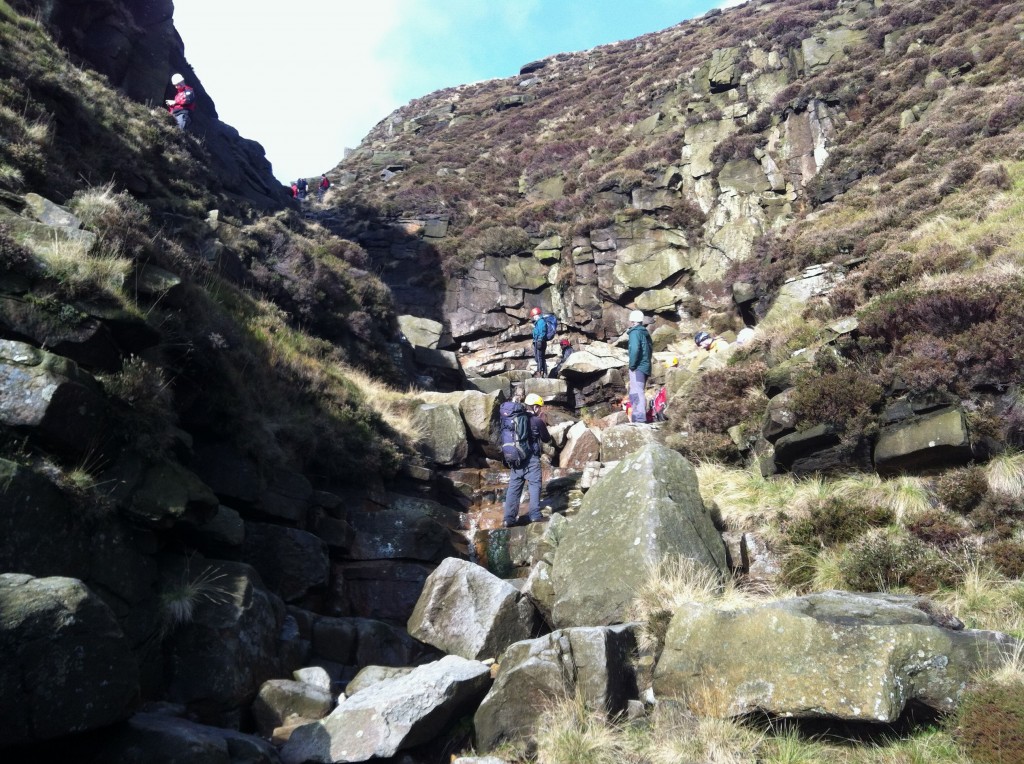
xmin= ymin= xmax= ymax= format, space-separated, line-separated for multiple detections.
xmin=560 ymin=339 xmax=570 ymax=347
xmin=529 ymin=307 xmax=542 ymax=317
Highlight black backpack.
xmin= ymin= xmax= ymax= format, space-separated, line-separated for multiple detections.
xmin=499 ymin=401 xmax=530 ymax=465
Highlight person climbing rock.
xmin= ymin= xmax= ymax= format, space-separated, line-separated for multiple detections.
xmin=318 ymin=173 xmax=330 ymax=201
xmin=296 ymin=177 xmax=308 ymax=201
xmin=530 ymin=306 xmax=548 ymax=377
xmin=290 ymin=180 xmax=299 ymax=199
xmin=550 ymin=338 xmax=573 ymax=378
xmin=694 ymin=330 xmax=729 ymax=353
xmin=627 ymin=310 xmax=653 ymax=424
xmin=165 ymin=73 xmax=196 ymax=130
xmin=502 ymin=391 xmax=551 ymax=528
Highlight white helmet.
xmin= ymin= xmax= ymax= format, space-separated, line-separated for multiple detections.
xmin=171 ymin=73 xmax=185 ymax=85
xmin=628 ymin=310 xmax=644 ymax=323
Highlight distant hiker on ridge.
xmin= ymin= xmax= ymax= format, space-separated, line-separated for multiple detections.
xmin=165 ymin=73 xmax=196 ymax=130
xmin=296 ymin=177 xmax=308 ymax=201
xmin=318 ymin=173 xmax=330 ymax=201
xmin=290 ymin=180 xmax=299 ymax=199
xmin=627 ymin=310 xmax=653 ymax=424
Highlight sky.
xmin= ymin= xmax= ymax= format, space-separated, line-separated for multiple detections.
xmin=172 ymin=1 xmax=743 ymax=184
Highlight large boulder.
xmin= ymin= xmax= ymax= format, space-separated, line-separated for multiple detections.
xmin=345 ymin=503 xmax=458 ymax=563
xmin=281 ymin=655 xmax=492 ymax=763
xmin=408 ymin=557 xmax=538 ymax=661
xmin=252 ymin=679 xmax=334 ymax=738
xmin=559 ymin=423 xmax=601 ymax=471
xmin=551 ymin=444 xmax=727 ymax=628
xmin=160 ymin=560 xmax=283 ymax=722
xmin=599 ymin=422 xmax=666 ymax=462
xmin=559 ymin=342 xmax=628 ymax=375
xmin=0 ymin=339 xmax=109 ymax=459
xmin=654 ymin=591 xmax=1018 ymax=721
xmin=414 ymin=403 xmax=469 ymax=466
xmin=473 ymin=625 xmax=638 ymax=751
xmin=0 ymin=574 xmax=139 ymax=746
xmin=874 ymin=407 xmax=972 ymax=476
xmin=398 ymin=314 xmax=445 ymax=349
xmin=310 ymin=616 xmax=438 ymax=678
xmin=96 ymin=712 xmax=281 ymax=764
xmin=243 ymin=523 xmax=329 ymax=603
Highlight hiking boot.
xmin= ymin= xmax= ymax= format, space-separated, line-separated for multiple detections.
xmin=528 ymin=515 xmax=549 ymax=524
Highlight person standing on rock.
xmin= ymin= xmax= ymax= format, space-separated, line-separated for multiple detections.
xmin=627 ymin=310 xmax=653 ymax=424
xmin=165 ymin=73 xmax=196 ymax=130
xmin=502 ymin=391 xmax=551 ymax=528
xmin=530 ymin=306 xmax=548 ymax=377
xmin=296 ymin=177 xmax=308 ymax=201
xmin=318 ymin=173 xmax=330 ymax=201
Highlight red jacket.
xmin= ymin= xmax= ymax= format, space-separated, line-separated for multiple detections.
xmin=168 ymin=84 xmax=196 ymax=114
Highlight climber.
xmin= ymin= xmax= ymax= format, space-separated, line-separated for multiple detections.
xmin=550 ymin=338 xmax=573 ymax=378
xmin=530 ymin=306 xmax=548 ymax=377
xmin=694 ymin=330 xmax=729 ymax=353
xmin=165 ymin=73 xmax=196 ymax=130
xmin=318 ymin=173 xmax=330 ymax=201
xmin=290 ymin=180 xmax=299 ymax=199
xmin=627 ymin=310 xmax=653 ymax=424
xmin=296 ymin=177 xmax=308 ymax=201
xmin=502 ymin=391 xmax=552 ymax=528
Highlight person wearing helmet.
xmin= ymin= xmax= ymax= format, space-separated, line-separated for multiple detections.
xmin=165 ymin=73 xmax=196 ymax=130
xmin=695 ymin=330 xmax=728 ymax=353
xmin=502 ymin=388 xmax=552 ymax=527
xmin=530 ymin=306 xmax=548 ymax=377
xmin=627 ymin=310 xmax=653 ymax=424
xmin=550 ymin=337 xmax=574 ymax=378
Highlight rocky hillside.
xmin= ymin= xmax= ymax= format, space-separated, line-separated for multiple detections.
xmin=328 ymin=0 xmax=1024 ymax=469
xmin=5 ymin=0 xmax=1024 ymax=762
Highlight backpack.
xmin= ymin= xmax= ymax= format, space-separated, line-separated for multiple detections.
xmin=499 ymin=401 xmax=530 ymax=465
xmin=541 ymin=313 xmax=557 ymax=341
xmin=297 ymin=178 xmax=307 ymax=191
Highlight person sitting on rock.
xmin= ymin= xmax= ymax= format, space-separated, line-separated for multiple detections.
xmin=550 ymin=338 xmax=573 ymax=377
xmin=694 ymin=330 xmax=729 ymax=353
xmin=502 ymin=391 xmax=551 ymax=528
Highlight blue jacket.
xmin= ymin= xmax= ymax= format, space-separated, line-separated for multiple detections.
xmin=628 ymin=324 xmax=653 ymax=375
xmin=532 ymin=317 xmax=546 ymax=344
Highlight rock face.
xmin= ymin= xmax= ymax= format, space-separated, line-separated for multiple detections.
xmin=160 ymin=561 xmax=283 ymax=722
xmin=18 ymin=0 xmax=285 ymax=207
xmin=407 ymin=557 xmax=538 ymax=660
xmin=0 ymin=339 xmax=109 ymax=459
xmin=654 ymin=591 xmax=1019 ymax=721
xmin=473 ymin=625 xmax=638 ymax=751
xmin=551 ymin=443 xmax=728 ymax=628
xmin=281 ymin=655 xmax=492 ymax=763
xmin=96 ymin=712 xmax=281 ymax=764
xmin=0 ymin=574 xmax=140 ymax=746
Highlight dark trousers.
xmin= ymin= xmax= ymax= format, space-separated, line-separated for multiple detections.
xmin=533 ymin=341 xmax=547 ymax=375
xmin=504 ymin=454 xmax=543 ymax=524
xmin=173 ymin=110 xmax=192 ymax=130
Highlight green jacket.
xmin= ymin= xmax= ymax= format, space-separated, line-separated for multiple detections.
xmin=628 ymin=324 xmax=653 ymax=375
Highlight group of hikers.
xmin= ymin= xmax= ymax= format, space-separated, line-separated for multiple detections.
xmin=502 ymin=309 xmax=731 ymax=525
xmin=291 ymin=174 xmax=331 ymax=201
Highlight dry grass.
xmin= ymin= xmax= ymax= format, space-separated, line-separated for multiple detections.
xmin=628 ymin=556 xmax=759 ymax=652
xmin=934 ymin=562 xmax=1024 ymax=637
xmin=984 ymin=451 xmax=1024 ymax=500
xmin=33 ymin=231 xmax=132 ymax=297
xmin=534 ymin=691 xmax=624 ymax=764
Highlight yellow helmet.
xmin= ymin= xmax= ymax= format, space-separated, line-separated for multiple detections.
xmin=665 ymin=356 xmax=679 ymax=367
xmin=525 ymin=393 xmax=544 ymax=406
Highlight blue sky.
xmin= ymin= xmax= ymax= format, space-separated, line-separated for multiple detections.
xmin=173 ymin=1 xmax=740 ymax=184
